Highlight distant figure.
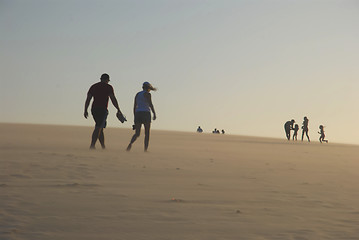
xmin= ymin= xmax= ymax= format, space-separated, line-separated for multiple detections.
xmin=197 ymin=126 xmax=203 ymax=133
xmin=301 ymin=116 xmax=310 ymax=142
xmin=126 ymin=82 xmax=157 ymax=152
xmin=84 ymin=73 xmax=124 ymax=149
xmin=213 ymin=128 xmax=220 ymax=134
xmin=284 ymin=119 xmax=295 ymax=140
xmin=221 ymin=129 xmax=225 ymax=134
xmin=318 ymin=125 xmax=328 ymax=143
xmin=293 ymin=124 xmax=299 ymax=141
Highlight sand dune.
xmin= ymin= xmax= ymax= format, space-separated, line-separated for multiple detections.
xmin=1 ymin=123 xmax=359 ymax=240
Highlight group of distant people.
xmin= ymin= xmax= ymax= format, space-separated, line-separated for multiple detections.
xmin=213 ymin=128 xmax=225 ymax=134
xmin=84 ymin=73 xmax=157 ymax=151
xmin=196 ymin=126 xmax=225 ymax=134
xmin=284 ymin=117 xmax=328 ymax=143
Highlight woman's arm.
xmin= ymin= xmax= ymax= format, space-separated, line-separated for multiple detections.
xmin=133 ymin=93 xmax=139 ymax=115
xmin=145 ymin=92 xmax=156 ymax=120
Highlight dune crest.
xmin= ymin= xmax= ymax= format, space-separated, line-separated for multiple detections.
xmin=1 ymin=123 xmax=359 ymax=240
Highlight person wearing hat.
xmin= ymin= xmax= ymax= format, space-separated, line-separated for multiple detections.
xmin=126 ymin=82 xmax=157 ymax=152
xmin=84 ymin=73 xmax=124 ymax=149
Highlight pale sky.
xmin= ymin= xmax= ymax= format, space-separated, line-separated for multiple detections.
xmin=1 ymin=0 xmax=358 ymax=144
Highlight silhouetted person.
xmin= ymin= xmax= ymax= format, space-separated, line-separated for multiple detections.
xmin=221 ymin=129 xmax=225 ymax=134
xmin=127 ymin=82 xmax=157 ymax=152
xmin=84 ymin=73 xmax=124 ymax=149
xmin=284 ymin=119 xmax=295 ymax=140
xmin=318 ymin=125 xmax=328 ymax=143
xmin=293 ymin=124 xmax=299 ymax=141
xmin=197 ymin=126 xmax=203 ymax=133
xmin=301 ymin=116 xmax=310 ymax=142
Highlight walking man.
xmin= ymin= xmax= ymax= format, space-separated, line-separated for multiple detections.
xmin=84 ymin=73 xmax=124 ymax=149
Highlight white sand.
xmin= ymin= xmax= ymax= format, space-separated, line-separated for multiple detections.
xmin=1 ymin=123 xmax=359 ymax=240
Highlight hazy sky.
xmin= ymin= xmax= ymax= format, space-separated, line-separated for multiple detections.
xmin=1 ymin=0 xmax=358 ymax=144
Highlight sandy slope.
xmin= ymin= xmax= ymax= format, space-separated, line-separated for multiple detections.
xmin=1 ymin=123 xmax=359 ymax=240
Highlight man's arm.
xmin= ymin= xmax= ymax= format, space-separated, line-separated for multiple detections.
xmin=144 ymin=92 xmax=156 ymax=120
xmin=84 ymin=93 xmax=92 ymax=119
xmin=109 ymin=93 xmax=122 ymax=114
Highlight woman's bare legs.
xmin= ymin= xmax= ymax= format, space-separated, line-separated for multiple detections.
xmin=126 ymin=122 xmax=151 ymax=152
xmin=127 ymin=123 xmax=141 ymax=151
xmin=144 ymin=122 xmax=151 ymax=151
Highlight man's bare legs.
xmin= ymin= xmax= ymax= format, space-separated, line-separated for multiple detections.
xmin=90 ymin=127 xmax=105 ymax=149
xmin=99 ymin=129 xmax=105 ymax=148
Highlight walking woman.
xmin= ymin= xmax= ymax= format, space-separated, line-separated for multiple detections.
xmin=127 ymin=82 xmax=157 ymax=152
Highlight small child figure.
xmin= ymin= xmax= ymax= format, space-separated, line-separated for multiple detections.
xmin=293 ymin=124 xmax=299 ymax=141
xmin=318 ymin=125 xmax=328 ymax=143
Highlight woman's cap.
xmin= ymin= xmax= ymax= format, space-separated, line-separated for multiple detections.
xmin=143 ymin=82 xmax=156 ymax=90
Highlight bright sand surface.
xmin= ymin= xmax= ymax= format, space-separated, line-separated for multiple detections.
xmin=1 ymin=123 xmax=359 ymax=240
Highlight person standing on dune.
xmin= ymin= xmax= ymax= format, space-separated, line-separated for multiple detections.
xmin=301 ymin=116 xmax=310 ymax=142
xmin=126 ymin=82 xmax=157 ymax=152
xmin=293 ymin=124 xmax=299 ymax=141
xmin=284 ymin=119 xmax=295 ymax=140
xmin=84 ymin=73 xmax=124 ymax=149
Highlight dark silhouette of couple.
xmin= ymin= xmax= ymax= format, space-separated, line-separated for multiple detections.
xmin=84 ymin=73 xmax=157 ymax=151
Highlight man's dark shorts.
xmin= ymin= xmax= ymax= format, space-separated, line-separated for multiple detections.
xmin=92 ymin=108 xmax=108 ymax=128
xmin=134 ymin=111 xmax=151 ymax=124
